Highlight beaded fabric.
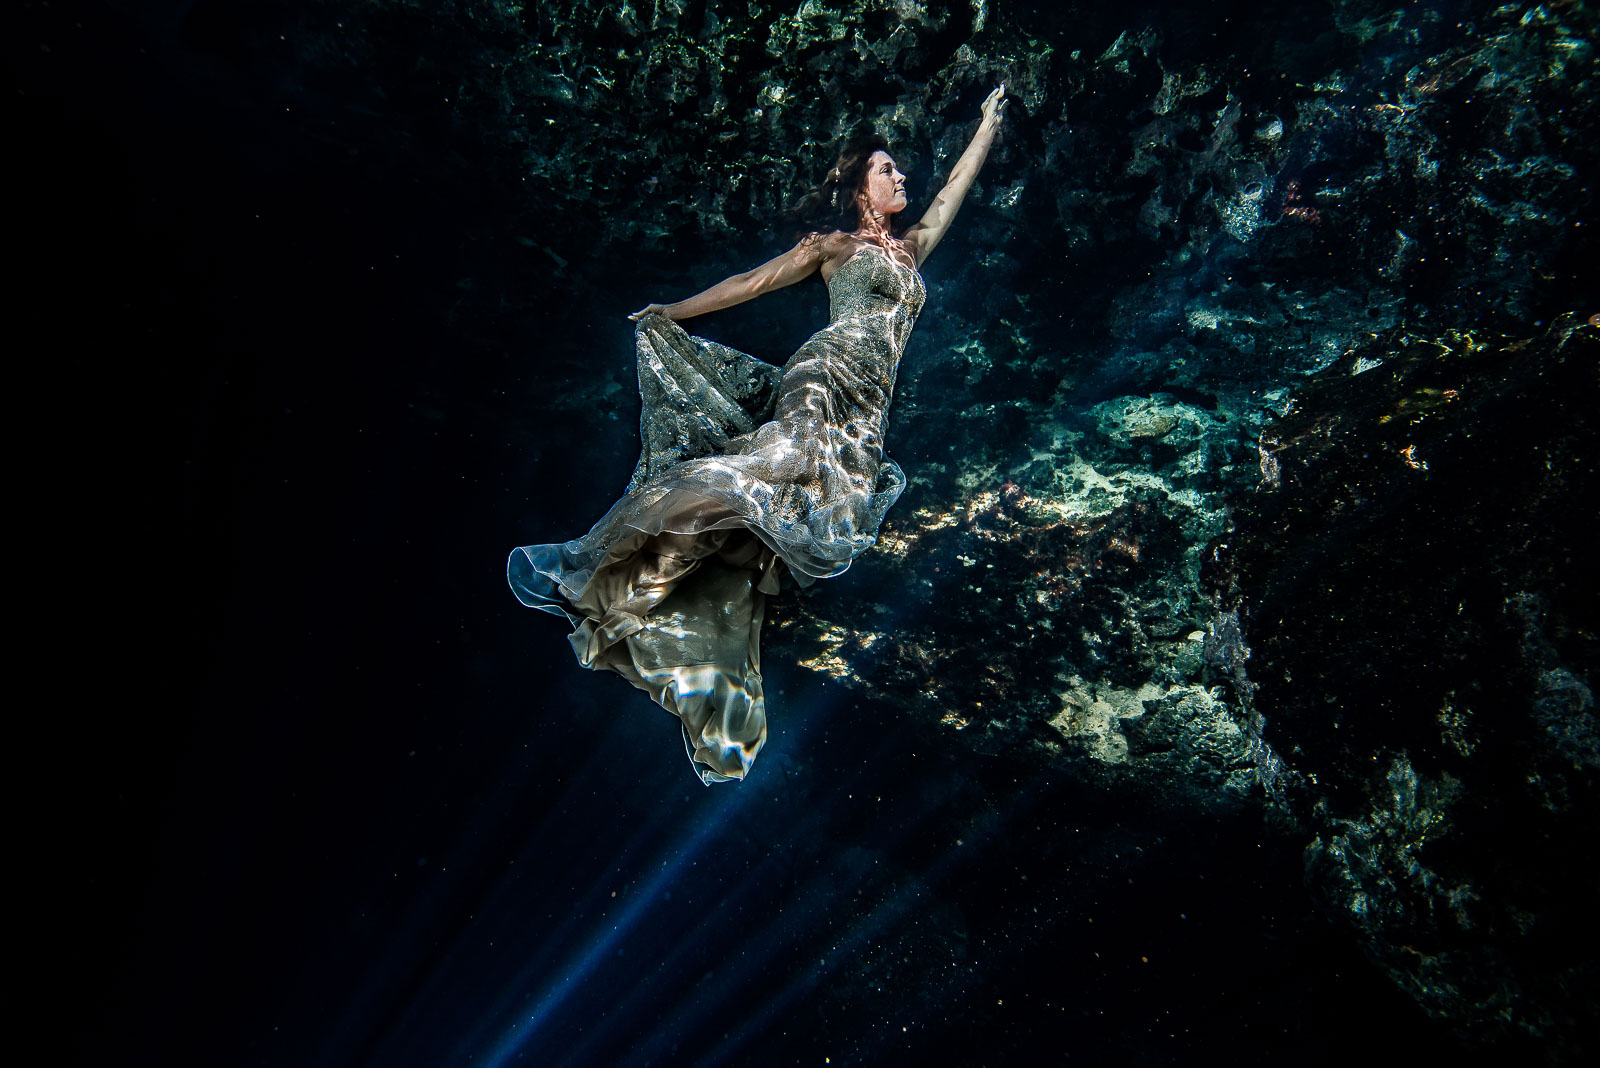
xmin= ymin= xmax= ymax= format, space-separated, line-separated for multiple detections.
xmin=508 ymin=244 xmax=926 ymax=784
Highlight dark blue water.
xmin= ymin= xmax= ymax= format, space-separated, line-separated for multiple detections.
xmin=15 ymin=2 xmax=1590 ymax=1065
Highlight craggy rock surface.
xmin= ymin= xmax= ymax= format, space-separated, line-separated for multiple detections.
xmin=155 ymin=0 xmax=1596 ymax=1053
xmin=1214 ymin=316 xmax=1599 ymax=1050
xmin=288 ymin=0 xmax=1595 ymax=348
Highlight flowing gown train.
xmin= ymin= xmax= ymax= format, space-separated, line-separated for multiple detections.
xmin=508 ymin=243 xmax=926 ymax=783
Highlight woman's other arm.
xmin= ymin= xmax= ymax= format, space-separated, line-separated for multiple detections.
xmin=904 ymin=85 xmax=1007 ymax=266
xmin=629 ymin=239 xmax=825 ymax=321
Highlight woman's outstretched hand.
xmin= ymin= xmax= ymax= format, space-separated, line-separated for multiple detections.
xmin=980 ymin=83 xmax=1008 ymax=128
xmin=628 ymin=304 xmax=671 ymax=321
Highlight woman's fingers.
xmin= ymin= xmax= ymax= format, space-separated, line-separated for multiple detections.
xmin=981 ymin=84 xmax=1007 ymax=122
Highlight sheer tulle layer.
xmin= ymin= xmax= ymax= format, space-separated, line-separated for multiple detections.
xmin=509 ymin=246 xmax=925 ymax=784
xmin=509 ymin=513 xmax=775 ymax=784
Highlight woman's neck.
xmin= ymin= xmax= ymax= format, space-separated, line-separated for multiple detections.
xmin=851 ymin=210 xmax=914 ymax=269
xmin=855 ymin=209 xmax=891 ymax=240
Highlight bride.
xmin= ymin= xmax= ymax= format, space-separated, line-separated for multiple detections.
xmin=509 ymin=86 xmax=1007 ymax=783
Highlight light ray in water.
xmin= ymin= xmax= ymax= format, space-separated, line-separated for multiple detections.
xmin=606 ymin=579 xmax=996 ymax=1063
xmin=470 ymin=538 xmax=978 ymax=1066
xmin=475 ymin=795 xmax=748 ymax=1068
xmin=466 ymin=689 xmax=856 ymax=1068
xmin=309 ymin=710 xmax=661 ymax=1068
xmin=431 ymin=783 xmax=698 ymax=1064
xmin=557 ymin=792 xmax=857 ymax=1066
xmin=699 ymin=775 xmax=1056 ymax=1068
xmin=562 ymin=717 xmax=960 ymax=1066
xmin=465 ymin=676 xmax=846 ymax=1066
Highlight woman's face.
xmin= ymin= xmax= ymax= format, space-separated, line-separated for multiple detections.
xmin=860 ymin=150 xmax=907 ymax=216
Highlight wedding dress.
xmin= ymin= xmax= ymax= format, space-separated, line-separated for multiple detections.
xmin=508 ymin=243 xmax=925 ymax=783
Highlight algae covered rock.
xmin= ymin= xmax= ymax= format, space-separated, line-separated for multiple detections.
xmin=1210 ymin=314 xmax=1600 ymax=1047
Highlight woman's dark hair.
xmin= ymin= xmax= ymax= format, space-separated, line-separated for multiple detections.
xmin=783 ymin=132 xmax=896 ymax=243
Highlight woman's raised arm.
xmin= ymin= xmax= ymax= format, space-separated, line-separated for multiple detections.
xmin=904 ymin=84 xmax=1007 ymax=266
xmin=630 ymin=239 xmax=826 ymax=322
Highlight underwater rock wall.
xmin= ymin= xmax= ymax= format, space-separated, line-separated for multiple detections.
xmin=271 ymin=0 xmax=1598 ymax=1047
xmin=291 ymin=0 xmax=1597 ymax=353
xmin=1213 ymin=315 xmax=1598 ymax=1048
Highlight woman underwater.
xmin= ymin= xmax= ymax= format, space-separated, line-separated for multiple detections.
xmin=509 ymin=85 xmax=1008 ymax=784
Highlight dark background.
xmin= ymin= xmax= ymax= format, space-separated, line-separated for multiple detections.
xmin=11 ymin=2 xmax=1584 ymax=1065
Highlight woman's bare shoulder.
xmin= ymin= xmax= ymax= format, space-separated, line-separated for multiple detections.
xmin=802 ymin=230 xmax=853 ymax=258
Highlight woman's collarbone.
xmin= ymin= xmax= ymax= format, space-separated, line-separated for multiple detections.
xmin=824 ymin=235 xmax=913 ymax=281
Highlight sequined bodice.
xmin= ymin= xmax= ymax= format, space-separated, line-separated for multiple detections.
xmin=825 ymin=244 xmax=926 ymax=353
